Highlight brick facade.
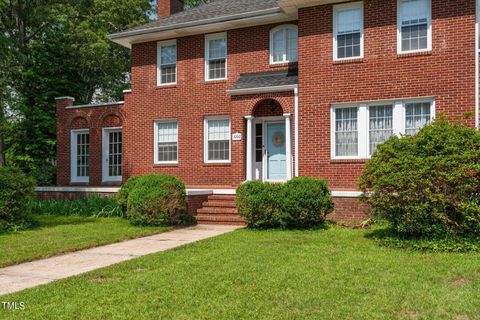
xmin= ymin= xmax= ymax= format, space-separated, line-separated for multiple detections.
xmin=55 ymin=98 xmax=125 ymax=186
xmin=53 ymin=0 xmax=477 ymax=222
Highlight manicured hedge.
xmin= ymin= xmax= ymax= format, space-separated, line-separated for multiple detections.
xmin=120 ymin=174 xmax=191 ymax=226
xmin=0 ymin=166 xmax=35 ymax=232
xmin=359 ymin=119 xmax=480 ymax=238
xmin=236 ymin=177 xmax=334 ymax=229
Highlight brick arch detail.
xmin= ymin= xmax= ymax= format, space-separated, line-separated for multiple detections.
xmin=96 ymin=109 xmax=126 ymax=128
xmin=68 ymin=114 xmax=90 ymax=129
xmin=245 ymin=94 xmax=291 ymax=116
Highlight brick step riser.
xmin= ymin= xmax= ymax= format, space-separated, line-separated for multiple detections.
xmin=207 ymin=195 xmax=236 ymax=201
xmin=196 ymin=215 xmax=245 ymax=223
xmin=202 ymin=201 xmax=237 ymax=208
xmin=197 ymin=208 xmax=238 ymax=215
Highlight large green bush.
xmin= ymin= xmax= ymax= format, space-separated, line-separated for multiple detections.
xmin=236 ymin=177 xmax=334 ymax=229
xmin=0 ymin=166 xmax=35 ymax=232
xmin=116 ymin=176 xmax=141 ymax=214
xmin=359 ymin=119 xmax=480 ymax=238
xmin=123 ymin=174 xmax=189 ymax=226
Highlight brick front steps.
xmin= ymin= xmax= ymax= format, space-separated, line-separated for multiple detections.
xmin=196 ymin=195 xmax=246 ymax=226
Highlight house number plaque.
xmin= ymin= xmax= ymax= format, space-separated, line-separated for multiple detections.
xmin=232 ymin=133 xmax=242 ymax=141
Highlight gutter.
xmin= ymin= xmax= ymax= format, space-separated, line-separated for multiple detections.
xmin=109 ymin=8 xmax=284 ymax=41
xmin=227 ymin=84 xmax=297 ymax=96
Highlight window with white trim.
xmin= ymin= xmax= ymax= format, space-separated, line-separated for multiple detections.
xmin=369 ymin=105 xmax=394 ymax=154
xmin=270 ymin=25 xmax=298 ymax=64
xmin=335 ymin=107 xmax=358 ymax=157
xmin=398 ymin=0 xmax=431 ymax=53
xmin=331 ymin=99 xmax=434 ymax=159
xmin=155 ymin=121 xmax=178 ymax=163
xmin=205 ymin=33 xmax=227 ymax=80
xmin=71 ymin=129 xmax=89 ymax=183
xmin=205 ymin=117 xmax=230 ymax=163
xmin=334 ymin=2 xmax=363 ymax=60
xmin=405 ymin=101 xmax=432 ymax=135
xmin=157 ymin=40 xmax=177 ymax=85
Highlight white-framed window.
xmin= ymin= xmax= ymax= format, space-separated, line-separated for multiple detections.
xmin=270 ymin=25 xmax=298 ymax=64
xmin=157 ymin=40 xmax=177 ymax=85
xmin=204 ymin=117 xmax=231 ymax=163
xmin=333 ymin=2 xmax=364 ymax=60
xmin=331 ymin=98 xmax=435 ymax=159
xmin=154 ymin=120 xmax=178 ymax=164
xmin=102 ymin=127 xmax=122 ymax=182
xmin=397 ymin=0 xmax=432 ymax=54
xmin=205 ymin=33 xmax=227 ymax=81
xmin=71 ymin=129 xmax=89 ymax=183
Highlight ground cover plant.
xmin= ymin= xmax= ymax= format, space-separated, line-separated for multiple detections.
xmin=27 ymin=196 xmax=122 ymax=217
xmin=360 ymin=118 xmax=480 ymax=251
xmin=1 ymin=227 xmax=479 ymax=320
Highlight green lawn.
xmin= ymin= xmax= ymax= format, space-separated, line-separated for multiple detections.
xmin=0 ymin=215 xmax=170 ymax=268
xmin=1 ymin=227 xmax=479 ymax=320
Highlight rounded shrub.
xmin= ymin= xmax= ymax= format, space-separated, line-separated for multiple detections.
xmin=116 ymin=176 xmax=141 ymax=214
xmin=236 ymin=177 xmax=333 ymax=229
xmin=125 ymin=174 xmax=188 ymax=226
xmin=283 ymin=177 xmax=334 ymax=228
xmin=236 ymin=180 xmax=286 ymax=229
xmin=359 ymin=119 xmax=480 ymax=238
xmin=0 ymin=166 xmax=35 ymax=232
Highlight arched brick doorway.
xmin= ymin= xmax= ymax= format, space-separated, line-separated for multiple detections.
xmin=245 ymin=98 xmax=292 ymax=182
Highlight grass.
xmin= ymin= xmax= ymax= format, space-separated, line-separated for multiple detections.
xmin=0 ymin=215 xmax=170 ymax=268
xmin=1 ymin=226 xmax=479 ymax=319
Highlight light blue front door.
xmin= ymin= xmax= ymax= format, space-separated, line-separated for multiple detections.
xmin=266 ymin=122 xmax=287 ymax=181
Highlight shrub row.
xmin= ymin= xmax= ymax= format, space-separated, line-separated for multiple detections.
xmin=236 ymin=177 xmax=334 ymax=229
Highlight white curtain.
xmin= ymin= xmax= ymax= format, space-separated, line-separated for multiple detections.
xmin=369 ymin=105 xmax=393 ymax=154
xmin=405 ymin=102 xmax=431 ymax=135
xmin=335 ymin=107 xmax=358 ymax=157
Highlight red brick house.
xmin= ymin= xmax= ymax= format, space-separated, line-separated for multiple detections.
xmin=42 ymin=0 xmax=480 ymax=224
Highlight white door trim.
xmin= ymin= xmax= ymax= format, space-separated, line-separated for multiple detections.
xmin=102 ymin=127 xmax=123 ymax=183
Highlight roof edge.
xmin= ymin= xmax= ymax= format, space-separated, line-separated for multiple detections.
xmin=227 ymin=84 xmax=298 ymax=96
xmin=109 ymin=7 xmax=283 ymax=41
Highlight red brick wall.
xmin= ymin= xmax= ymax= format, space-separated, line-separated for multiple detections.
xmin=55 ymin=98 xmax=125 ymax=186
xmin=297 ymin=0 xmax=476 ymax=190
xmin=329 ymin=197 xmax=371 ymax=225
xmin=186 ymin=194 xmax=209 ymax=215
xmin=55 ymin=0 xmax=476 ymax=195
xmin=124 ymin=22 xmax=297 ymax=187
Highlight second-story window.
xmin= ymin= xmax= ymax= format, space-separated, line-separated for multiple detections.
xmin=333 ymin=2 xmax=364 ymax=60
xmin=205 ymin=33 xmax=227 ymax=81
xmin=398 ymin=0 xmax=431 ymax=53
xmin=157 ymin=40 xmax=177 ymax=85
xmin=270 ymin=25 xmax=298 ymax=64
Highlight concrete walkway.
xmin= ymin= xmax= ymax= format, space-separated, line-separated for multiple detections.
xmin=0 ymin=224 xmax=241 ymax=296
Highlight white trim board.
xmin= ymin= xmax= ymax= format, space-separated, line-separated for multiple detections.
xmin=35 ymin=187 xmax=362 ymax=198
xmin=65 ymin=101 xmax=124 ymax=110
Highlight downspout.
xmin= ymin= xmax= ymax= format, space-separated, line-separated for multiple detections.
xmin=294 ymin=86 xmax=299 ymax=176
xmin=475 ymin=0 xmax=479 ymax=128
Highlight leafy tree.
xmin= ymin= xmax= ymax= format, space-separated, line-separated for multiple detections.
xmin=0 ymin=0 xmax=152 ymax=172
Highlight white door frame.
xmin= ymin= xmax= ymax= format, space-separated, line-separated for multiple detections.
xmin=250 ymin=115 xmax=292 ymax=182
xmin=102 ymin=127 xmax=122 ymax=183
